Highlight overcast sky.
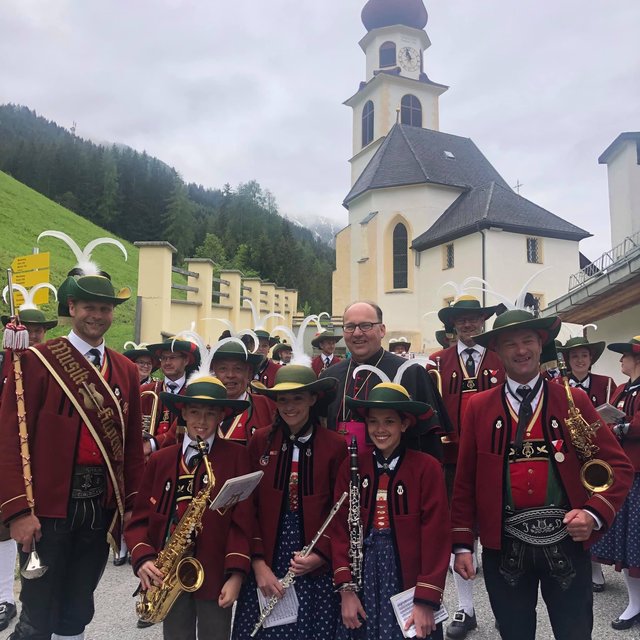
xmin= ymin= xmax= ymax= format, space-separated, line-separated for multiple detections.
xmin=1 ymin=0 xmax=638 ymax=259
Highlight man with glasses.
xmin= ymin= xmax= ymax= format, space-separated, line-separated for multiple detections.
xmin=319 ymin=301 xmax=451 ymax=459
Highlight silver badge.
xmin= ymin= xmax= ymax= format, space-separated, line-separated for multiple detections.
xmin=551 ymin=419 xmax=559 ymax=430
xmin=496 ymin=419 xmax=503 ymax=430
xmin=490 ymin=377 xmax=497 ymax=384
xmin=362 ymin=477 xmax=369 ymax=488
xmin=554 ymin=452 xmax=565 ymax=463
xmin=397 ymin=485 xmax=404 ymax=495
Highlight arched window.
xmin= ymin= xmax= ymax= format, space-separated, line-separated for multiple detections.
xmin=400 ymin=94 xmax=422 ymax=127
xmin=362 ymin=101 xmax=374 ymax=148
xmin=393 ymin=223 xmax=408 ymax=289
xmin=379 ymin=41 xmax=396 ymax=68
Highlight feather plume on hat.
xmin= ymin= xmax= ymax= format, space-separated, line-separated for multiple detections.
xmin=271 ymin=315 xmax=322 ymax=368
xmin=241 ymin=298 xmax=284 ymax=333
xmin=2 ymin=283 xmax=57 ymax=311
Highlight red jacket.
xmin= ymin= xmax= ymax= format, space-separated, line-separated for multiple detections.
xmin=611 ymin=379 xmax=640 ymax=470
xmin=553 ymin=373 xmax=616 ymax=409
xmin=255 ymin=360 xmax=281 ymax=388
xmin=428 ymin=345 xmax=505 ymax=464
xmin=247 ymin=423 xmax=347 ymax=569
xmin=311 ymin=355 xmax=343 ymax=376
xmin=331 ymin=448 xmax=450 ymax=607
xmin=125 ymin=438 xmax=253 ymax=600
xmin=0 ymin=343 xmax=144 ymax=530
xmin=451 ymin=381 xmax=633 ymax=552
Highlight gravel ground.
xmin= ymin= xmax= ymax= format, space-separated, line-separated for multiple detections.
xmin=2 ymin=559 xmax=640 ymax=639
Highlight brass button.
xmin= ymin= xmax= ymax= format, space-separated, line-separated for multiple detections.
xmin=528 ymin=489 xmax=533 ymax=495
xmin=528 ymin=469 xmax=533 ymax=475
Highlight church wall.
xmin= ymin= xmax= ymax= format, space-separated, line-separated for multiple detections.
xmin=605 ymin=140 xmax=640 ymax=247
xmin=332 ymin=224 xmax=353 ymax=317
xmin=380 ymin=78 xmax=440 ymax=132
xmin=350 ymin=137 xmax=384 ymax=185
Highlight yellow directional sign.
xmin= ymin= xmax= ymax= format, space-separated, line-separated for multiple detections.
xmin=11 ymin=252 xmax=50 ymax=272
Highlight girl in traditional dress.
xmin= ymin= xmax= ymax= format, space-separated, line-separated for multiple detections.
xmin=591 ymin=336 xmax=640 ymax=630
xmin=332 ymin=374 xmax=450 ymax=640
xmin=232 ymin=364 xmax=347 ymax=639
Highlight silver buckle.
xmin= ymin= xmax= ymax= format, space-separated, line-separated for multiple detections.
xmin=453 ymin=612 xmax=466 ymax=623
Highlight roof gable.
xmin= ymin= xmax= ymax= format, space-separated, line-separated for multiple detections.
xmin=344 ymin=124 xmax=509 ymax=206
xmin=412 ymin=182 xmax=591 ymax=251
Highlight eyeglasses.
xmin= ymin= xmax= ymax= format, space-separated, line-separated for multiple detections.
xmin=342 ymin=322 xmax=382 ymax=334
xmin=136 ymin=361 xmax=153 ymax=368
xmin=159 ymin=354 xmax=183 ymax=362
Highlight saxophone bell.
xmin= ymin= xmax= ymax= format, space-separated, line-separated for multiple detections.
xmin=176 ymin=556 xmax=205 ymax=592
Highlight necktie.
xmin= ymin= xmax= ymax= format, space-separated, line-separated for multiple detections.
xmin=464 ymin=348 xmax=476 ymax=377
xmin=324 ymin=356 xmax=331 ymax=368
xmin=87 ymin=348 xmax=101 ymax=367
xmin=167 ymin=382 xmax=178 ymax=394
xmin=187 ymin=442 xmax=209 ymax=470
xmin=514 ymin=385 xmax=533 ymax=449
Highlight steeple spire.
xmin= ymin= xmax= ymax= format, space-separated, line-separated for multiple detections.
xmin=361 ymin=0 xmax=428 ymax=32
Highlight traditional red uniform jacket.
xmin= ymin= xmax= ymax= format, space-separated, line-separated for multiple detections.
xmin=0 ymin=341 xmax=144 ymax=542
xmin=247 ymin=423 xmax=347 ymax=568
xmin=255 ymin=360 xmax=281 ymax=388
xmin=553 ymin=373 xmax=616 ymax=410
xmin=331 ymin=448 xmax=450 ymax=607
xmin=611 ymin=378 xmax=640 ymax=470
xmin=451 ymin=381 xmax=633 ymax=551
xmin=428 ymin=345 xmax=505 ymax=464
xmin=125 ymin=438 xmax=253 ymax=600
xmin=311 ymin=354 xmax=343 ymax=376
xmin=140 ymin=378 xmax=186 ymax=448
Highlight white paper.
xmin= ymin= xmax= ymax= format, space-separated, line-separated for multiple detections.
xmin=209 ymin=470 xmax=264 ymax=512
xmin=390 ymin=587 xmax=448 ymax=638
xmin=256 ymin=584 xmax=299 ymax=628
xmin=596 ymin=403 xmax=626 ymax=424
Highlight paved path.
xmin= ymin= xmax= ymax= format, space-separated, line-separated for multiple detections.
xmin=2 ymin=560 xmax=640 ymax=639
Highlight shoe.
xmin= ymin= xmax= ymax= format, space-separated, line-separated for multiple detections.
xmin=137 ymin=619 xmax=154 ymax=629
xmin=113 ymin=555 xmax=128 ymax=567
xmin=612 ymin=612 xmax=640 ymax=630
xmin=446 ymin=610 xmax=477 ymax=639
xmin=592 ymin=581 xmax=605 ymax=593
xmin=0 ymin=601 xmax=17 ymax=631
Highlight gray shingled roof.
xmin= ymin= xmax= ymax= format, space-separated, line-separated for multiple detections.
xmin=412 ymin=182 xmax=591 ymax=251
xmin=343 ymin=124 xmax=509 ymax=206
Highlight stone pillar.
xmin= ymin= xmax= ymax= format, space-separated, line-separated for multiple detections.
xmin=219 ymin=269 xmax=243 ymax=328
xmin=134 ymin=241 xmax=176 ymax=343
xmin=184 ymin=258 xmax=215 ymax=335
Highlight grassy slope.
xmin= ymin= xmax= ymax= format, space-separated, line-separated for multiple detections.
xmin=0 ymin=171 xmax=139 ymax=350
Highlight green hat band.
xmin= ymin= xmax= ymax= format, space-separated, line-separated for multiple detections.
xmin=185 ymin=377 xmax=228 ymax=400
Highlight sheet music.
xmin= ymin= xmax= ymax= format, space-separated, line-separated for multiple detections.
xmin=390 ymin=587 xmax=448 ymax=638
xmin=596 ymin=402 xmax=626 ymax=424
xmin=256 ymin=585 xmax=299 ymax=628
xmin=209 ymin=470 xmax=263 ymax=511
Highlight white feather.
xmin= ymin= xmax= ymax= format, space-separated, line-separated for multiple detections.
xmin=19 ymin=283 xmax=58 ymax=310
xmin=173 ymin=330 xmax=212 ymax=383
xmin=352 ymin=364 xmax=390 ymax=384
xmin=272 ymin=314 xmax=321 ymax=367
xmin=123 ymin=341 xmax=150 ymax=350
xmin=2 ymin=284 xmax=28 ymax=305
xmin=242 ymin=299 xmax=260 ymax=328
xmin=393 ymin=358 xmax=432 ymax=385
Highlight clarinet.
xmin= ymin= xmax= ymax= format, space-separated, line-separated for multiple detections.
xmin=346 ymin=436 xmax=363 ymax=591
xmin=250 ymin=491 xmax=348 ymax=637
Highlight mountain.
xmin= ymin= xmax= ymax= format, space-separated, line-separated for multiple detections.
xmin=287 ymin=214 xmax=345 ymax=248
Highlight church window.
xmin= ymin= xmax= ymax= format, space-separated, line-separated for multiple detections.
xmin=401 ymin=94 xmax=422 ymax=127
xmin=443 ymin=243 xmax=454 ymax=269
xmin=392 ymin=223 xmax=408 ymax=288
xmin=379 ymin=41 xmax=396 ymax=68
xmin=362 ymin=101 xmax=374 ymax=147
xmin=526 ymin=237 xmax=543 ymax=264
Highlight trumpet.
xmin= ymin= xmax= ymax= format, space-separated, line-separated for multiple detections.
xmin=557 ymin=352 xmax=614 ymax=493
xmin=141 ymin=389 xmax=160 ymax=436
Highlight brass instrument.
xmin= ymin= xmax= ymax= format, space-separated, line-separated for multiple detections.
xmin=250 ymin=491 xmax=348 ymax=637
xmin=347 ymin=437 xmax=363 ymax=591
xmin=557 ymin=353 xmax=614 ymax=493
xmin=141 ymin=389 xmax=159 ymax=436
xmin=428 ymin=357 xmax=450 ymax=445
xmin=136 ymin=437 xmax=216 ymax=624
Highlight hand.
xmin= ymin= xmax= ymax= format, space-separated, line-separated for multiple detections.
xmin=341 ymin=590 xmax=366 ymax=629
xmin=142 ymin=440 xmax=153 ymax=458
xmin=219 ymin=573 xmax=243 ymax=608
xmin=563 ymin=509 xmax=596 ymax=542
xmin=454 ymin=552 xmax=476 ymax=580
xmin=407 ymin=602 xmax=436 ymax=639
xmin=138 ymin=559 xmax=164 ymax=591
xmin=9 ymin=513 xmax=41 ymax=552
xmin=289 ymin=551 xmax=325 ymax=576
xmin=252 ymin=559 xmax=285 ymax=599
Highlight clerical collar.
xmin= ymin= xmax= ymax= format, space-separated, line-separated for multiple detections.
xmin=68 ymin=330 xmax=105 ymax=361
xmin=354 ymin=347 xmax=385 ymax=366
xmin=373 ymin=444 xmax=403 ymax=474
xmin=457 ymin=341 xmax=484 ymax=356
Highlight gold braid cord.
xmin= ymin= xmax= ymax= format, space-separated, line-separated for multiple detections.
xmin=13 ymin=352 xmax=35 ymax=510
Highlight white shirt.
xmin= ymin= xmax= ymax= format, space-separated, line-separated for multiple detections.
xmin=292 ymin=431 xmax=312 ymax=463
xmin=67 ymin=330 xmax=105 ymax=365
xmin=457 ymin=341 xmax=485 ymax=373
xmin=164 ymin=374 xmax=186 ymax=393
xmin=504 ymin=374 xmax=543 ymax=414
xmin=182 ymin=433 xmax=215 ymax=467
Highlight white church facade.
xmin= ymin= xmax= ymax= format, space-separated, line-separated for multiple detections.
xmin=332 ymin=0 xmax=590 ymax=352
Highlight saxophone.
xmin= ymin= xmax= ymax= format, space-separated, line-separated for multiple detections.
xmin=557 ymin=352 xmax=614 ymax=494
xmin=347 ymin=436 xmax=363 ymax=591
xmin=136 ymin=437 xmax=216 ymax=624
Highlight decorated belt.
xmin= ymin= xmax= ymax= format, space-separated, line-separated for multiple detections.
xmin=508 ymin=439 xmax=549 ymax=463
xmin=71 ymin=465 xmax=106 ymax=499
xmin=504 ymin=507 xmax=569 ymax=546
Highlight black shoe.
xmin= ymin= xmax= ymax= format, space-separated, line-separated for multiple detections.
xmin=0 ymin=602 xmax=17 ymax=631
xmin=113 ymin=555 xmax=128 ymax=566
xmin=446 ymin=610 xmax=477 ymax=639
xmin=137 ymin=619 xmax=154 ymax=629
xmin=592 ymin=581 xmax=605 ymax=593
xmin=612 ymin=612 xmax=640 ymax=630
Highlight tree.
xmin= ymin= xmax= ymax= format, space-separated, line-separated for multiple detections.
xmin=162 ymin=180 xmax=195 ymax=259
xmin=194 ymin=233 xmax=227 ymax=265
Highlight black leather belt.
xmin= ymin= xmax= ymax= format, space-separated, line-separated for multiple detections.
xmin=71 ymin=465 xmax=106 ymax=499
xmin=504 ymin=507 xmax=569 ymax=546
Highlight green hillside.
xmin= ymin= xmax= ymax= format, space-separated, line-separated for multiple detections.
xmin=0 ymin=170 xmax=139 ymax=350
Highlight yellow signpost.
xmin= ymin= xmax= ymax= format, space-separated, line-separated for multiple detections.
xmin=9 ymin=252 xmax=51 ymax=306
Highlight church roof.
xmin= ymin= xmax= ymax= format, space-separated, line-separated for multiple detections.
xmin=412 ymin=181 xmax=591 ymax=251
xmin=361 ymin=0 xmax=428 ymax=32
xmin=344 ymin=124 xmax=509 ymax=206
xmin=598 ymin=132 xmax=640 ymax=165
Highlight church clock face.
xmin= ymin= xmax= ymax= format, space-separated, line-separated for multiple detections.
xmin=398 ymin=46 xmax=420 ymax=72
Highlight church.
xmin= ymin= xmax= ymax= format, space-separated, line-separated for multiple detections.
xmin=332 ymin=0 xmax=591 ymax=352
